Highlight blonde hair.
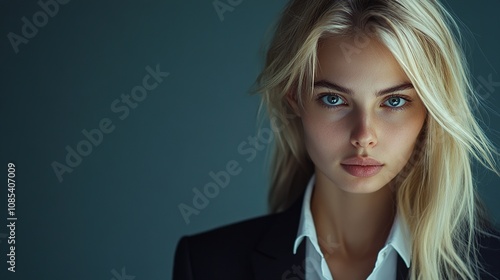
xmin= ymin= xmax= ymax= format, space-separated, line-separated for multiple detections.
xmin=252 ymin=0 xmax=500 ymax=279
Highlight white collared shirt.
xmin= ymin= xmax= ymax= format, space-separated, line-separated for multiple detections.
xmin=293 ymin=174 xmax=412 ymax=280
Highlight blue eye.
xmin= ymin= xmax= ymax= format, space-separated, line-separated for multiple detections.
xmin=316 ymin=93 xmax=412 ymax=111
xmin=320 ymin=94 xmax=346 ymax=106
xmin=384 ymin=96 xmax=407 ymax=108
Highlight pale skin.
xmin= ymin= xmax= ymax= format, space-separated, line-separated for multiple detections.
xmin=287 ymin=37 xmax=427 ymax=279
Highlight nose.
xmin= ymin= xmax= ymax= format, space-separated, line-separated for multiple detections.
xmin=350 ymin=113 xmax=378 ymax=149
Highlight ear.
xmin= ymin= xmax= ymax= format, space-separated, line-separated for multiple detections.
xmin=285 ymin=90 xmax=302 ymax=117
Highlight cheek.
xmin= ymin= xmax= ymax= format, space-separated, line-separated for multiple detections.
xmin=384 ymin=127 xmax=418 ymax=157
xmin=383 ymin=118 xmax=423 ymax=143
xmin=382 ymin=115 xmax=426 ymax=167
xmin=301 ymin=114 xmax=348 ymax=157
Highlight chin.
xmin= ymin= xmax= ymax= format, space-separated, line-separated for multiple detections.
xmin=329 ymin=172 xmax=390 ymax=194
xmin=338 ymin=183 xmax=387 ymax=194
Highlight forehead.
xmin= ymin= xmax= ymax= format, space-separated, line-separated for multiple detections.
xmin=315 ymin=36 xmax=410 ymax=91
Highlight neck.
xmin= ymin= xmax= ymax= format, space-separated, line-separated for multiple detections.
xmin=310 ymin=171 xmax=396 ymax=260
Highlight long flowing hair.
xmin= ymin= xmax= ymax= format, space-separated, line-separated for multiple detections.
xmin=252 ymin=0 xmax=499 ymax=278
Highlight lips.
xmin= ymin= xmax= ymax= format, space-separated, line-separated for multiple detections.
xmin=341 ymin=156 xmax=383 ymax=166
xmin=340 ymin=156 xmax=384 ymax=177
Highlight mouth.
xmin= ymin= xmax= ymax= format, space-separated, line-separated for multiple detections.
xmin=341 ymin=156 xmax=383 ymax=166
xmin=340 ymin=156 xmax=384 ymax=177
xmin=340 ymin=164 xmax=383 ymax=177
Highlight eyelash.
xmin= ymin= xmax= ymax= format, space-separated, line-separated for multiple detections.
xmin=315 ymin=93 xmax=412 ymax=111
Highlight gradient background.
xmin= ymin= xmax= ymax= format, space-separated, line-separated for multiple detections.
xmin=1 ymin=0 xmax=499 ymax=279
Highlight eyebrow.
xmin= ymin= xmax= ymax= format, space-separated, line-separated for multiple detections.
xmin=313 ymin=80 xmax=414 ymax=97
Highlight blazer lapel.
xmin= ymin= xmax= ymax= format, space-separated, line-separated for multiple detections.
xmin=396 ymin=252 xmax=409 ymax=280
xmin=251 ymin=194 xmax=307 ymax=280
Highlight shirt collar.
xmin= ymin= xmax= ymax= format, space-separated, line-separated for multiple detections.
xmin=292 ymin=174 xmax=412 ymax=268
xmin=293 ymin=173 xmax=321 ymax=255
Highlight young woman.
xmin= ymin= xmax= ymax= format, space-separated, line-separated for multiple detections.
xmin=173 ymin=0 xmax=500 ymax=279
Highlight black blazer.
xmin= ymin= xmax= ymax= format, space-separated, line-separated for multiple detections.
xmin=173 ymin=193 xmax=500 ymax=280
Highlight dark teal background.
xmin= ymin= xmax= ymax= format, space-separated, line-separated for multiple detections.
xmin=0 ymin=0 xmax=499 ymax=279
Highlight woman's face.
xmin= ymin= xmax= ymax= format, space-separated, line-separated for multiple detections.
xmin=289 ymin=37 xmax=427 ymax=194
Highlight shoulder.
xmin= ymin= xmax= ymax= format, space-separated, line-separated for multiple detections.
xmin=172 ymin=211 xmax=288 ymax=279
xmin=477 ymin=227 xmax=500 ymax=278
xmin=172 ymin=194 xmax=305 ymax=279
